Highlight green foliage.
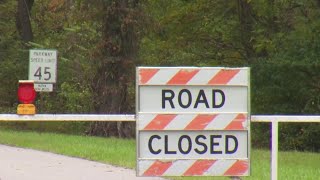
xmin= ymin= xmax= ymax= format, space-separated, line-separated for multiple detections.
xmin=0 ymin=0 xmax=29 ymax=112
xmin=57 ymin=82 xmax=93 ymax=113
xmin=251 ymin=62 xmax=318 ymax=114
xmin=247 ymin=1 xmax=320 ymax=150
xmin=142 ymin=0 xmax=320 ymax=151
xmin=251 ymin=61 xmax=320 ymax=150
xmin=140 ymin=0 xmax=246 ymax=66
xmin=0 ymin=0 xmax=100 ymax=133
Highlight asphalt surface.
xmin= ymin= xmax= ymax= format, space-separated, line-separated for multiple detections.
xmin=0 ymin=144 xmax=165 ymax=180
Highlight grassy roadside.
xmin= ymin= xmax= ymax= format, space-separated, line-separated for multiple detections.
xmin=0 ymin=129 xmax=135 ymax=168
xmin=0 ymin=129 xmax=319 ymax=180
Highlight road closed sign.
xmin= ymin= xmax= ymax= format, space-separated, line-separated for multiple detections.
xmin=136 ymin=67 xmax=250 ymax=177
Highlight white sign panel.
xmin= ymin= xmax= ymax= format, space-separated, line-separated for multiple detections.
xmin=139 ymin=86 xmax=248 ymax=113
xmin=29 ymin=49 xmax=57 ymax=84
xmin=139 ymin=131 xmax=247 ymax=159
xmin=34 ymin=83 xmax=53 ymax=92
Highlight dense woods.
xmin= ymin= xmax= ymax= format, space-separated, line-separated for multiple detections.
xmin=0 ymin=0 xmax=319 ymax=151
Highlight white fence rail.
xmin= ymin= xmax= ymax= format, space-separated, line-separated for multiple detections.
xmin=0 ymin=114 xmax=135 ymax=122
xmin=251 ymin=115 xmax=320 ymax=123
xmin=251 ymin=115 xmax=320 ymax=180
xmin=1 ymin=114 xmax=319 ymax=180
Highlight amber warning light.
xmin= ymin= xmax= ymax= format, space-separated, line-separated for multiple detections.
xmin=17 ymin=80 xmax=36 ymax=115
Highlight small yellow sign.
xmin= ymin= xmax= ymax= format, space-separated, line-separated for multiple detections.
xmin=17 ymin=104 xmax=36 ymax=115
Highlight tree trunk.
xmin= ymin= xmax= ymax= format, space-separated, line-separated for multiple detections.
xmin=237 ymin=0 xmax=254 ymax=61
xmin=88 ymin=0 xmax=139 ymax=138
xmin=16 ymin=0 xmax=34 ymax=42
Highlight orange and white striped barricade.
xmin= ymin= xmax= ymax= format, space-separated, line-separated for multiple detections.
xmin=136 ymin=67 xmax=250 ymax=177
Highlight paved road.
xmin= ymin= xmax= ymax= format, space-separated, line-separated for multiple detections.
xmin=0 ymin=144 xmax=165 ymax=180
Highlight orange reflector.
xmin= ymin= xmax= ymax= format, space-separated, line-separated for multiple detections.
xmin=17 ymin=104 xmax=36 ymax=115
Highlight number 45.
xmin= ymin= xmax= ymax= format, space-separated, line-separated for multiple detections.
xmin=34 ymin=67 xmax=51 ymax=81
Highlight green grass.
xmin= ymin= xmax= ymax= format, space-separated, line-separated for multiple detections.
xmin=0 ymin=129 xmax=319 ymax=180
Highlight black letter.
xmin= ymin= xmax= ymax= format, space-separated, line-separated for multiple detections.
xmin=225 ymin=135 xmax=238 ymax=154
xmin=194 ymin=89 xmax=209 ymax=108
xmin=195 ymin=135 xmax=207 ymax=154
xmin=212 ymin=89 xmax=225 ymax=108
xmin=178 ymin=135 xmax=192 ymax=154
xmin=165 ymin=135 xmax=177 ymax=154
xmin=210 ymin=135 xmax=222 ymax=154
xmin=162 ymin=90 xmax=175 ymax=109
xmin=148 ymin=135 xmax=161 ymax=154
xmin=178 ymin=89 xmax=192 ymax=108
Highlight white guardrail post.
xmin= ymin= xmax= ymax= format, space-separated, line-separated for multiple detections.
xmin=271 ymin=120 xmax=278 ymax=180
xmin=1 ymin=114 xmax=320 ymax=180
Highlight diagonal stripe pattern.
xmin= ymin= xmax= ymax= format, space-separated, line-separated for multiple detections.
xmin=138 ymin=68 xmax=248 ymax=86
xmin=139 ymin=113 xmax=248 ymax=130
xmin=139 ymin=159 xmax=249 ymax=176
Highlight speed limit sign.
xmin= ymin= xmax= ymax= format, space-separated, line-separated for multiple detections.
xmin=29 ymin=49 xmax=57 ymax=84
